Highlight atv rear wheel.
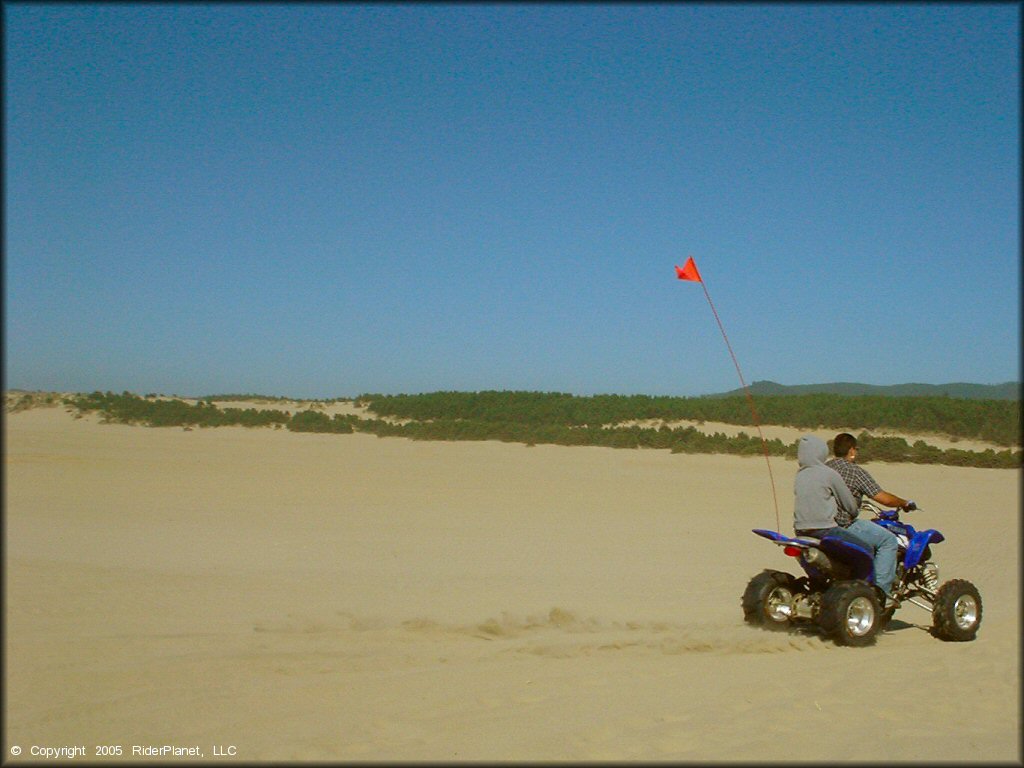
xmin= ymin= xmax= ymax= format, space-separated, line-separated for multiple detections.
xmin=819 ymin=581 xmax=881 ymax=647
xmin=931 ymin=579 xmax=982 ymax=641
xmin=742 ymin=570 xmax=797 ymax=630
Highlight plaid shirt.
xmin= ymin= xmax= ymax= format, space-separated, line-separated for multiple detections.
xmin=825 ymin=457 xmax=882 ymax=526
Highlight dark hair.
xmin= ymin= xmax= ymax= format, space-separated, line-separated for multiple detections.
xmin=833 ymin=432 xmax=857 ymax=457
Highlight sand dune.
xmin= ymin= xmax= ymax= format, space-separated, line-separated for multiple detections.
xmin=4 ymin=405 xmax=1020 ymax=761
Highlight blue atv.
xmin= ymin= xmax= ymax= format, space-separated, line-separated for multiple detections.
xmin=742 ymin=501 xmax=982 ymax=646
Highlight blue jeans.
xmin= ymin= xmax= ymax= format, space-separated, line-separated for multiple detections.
xmin=845 ymin=519 xmax=899 ymax=596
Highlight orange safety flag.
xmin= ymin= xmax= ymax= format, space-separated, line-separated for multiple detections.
xmin=674 ymin=256 xmax=702 ymax=283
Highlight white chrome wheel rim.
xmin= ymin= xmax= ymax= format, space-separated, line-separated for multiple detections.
xmin=766 ymin=587 xmax=793 ymax=622
xmin=953 ymin=595 xmax=978 ymax=630
xmin=846 ymin=596 xmax=876 ymax=636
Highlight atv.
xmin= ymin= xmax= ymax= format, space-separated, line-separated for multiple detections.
xmin=742 ymin=501 xmax=982 ymax=646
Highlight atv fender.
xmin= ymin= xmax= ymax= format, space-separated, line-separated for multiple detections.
xmin=751 ymin=529 xmax=822 ymax=546
xmin=751 ymin=529 xmax=874 ymax=583
xmin=904 ymin=529 xmax=944 ymax=570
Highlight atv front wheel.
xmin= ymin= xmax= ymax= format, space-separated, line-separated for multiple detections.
xmin=819 ymin=581 xmax=881 ymax=647
xmin=931 ymin=579 xmax=982 ymax=641
xmin=742 ymin=570 xmax=797 ymax=630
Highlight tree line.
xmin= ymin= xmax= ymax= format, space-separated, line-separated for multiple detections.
xmin=356 ymin=390 xmax=1020 ymax=447
xmin=63 ymin=391 xmax=1021 ymax=469
xmin=67 ymin=392 xmax=291 ymax=428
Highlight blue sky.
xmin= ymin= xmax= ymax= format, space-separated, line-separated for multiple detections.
xmin=5 ymin=4 xmax=1020 ymax=398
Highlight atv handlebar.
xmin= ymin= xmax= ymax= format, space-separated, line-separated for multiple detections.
xmin=861 ymin=498 xmax=919 ymax=521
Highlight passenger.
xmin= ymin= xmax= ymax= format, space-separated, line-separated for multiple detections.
xmin=793 ymin=434 xmax=862 ymax=543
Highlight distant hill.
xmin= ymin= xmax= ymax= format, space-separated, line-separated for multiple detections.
xmin=710 ymin=381 xmax=1020 ymax=401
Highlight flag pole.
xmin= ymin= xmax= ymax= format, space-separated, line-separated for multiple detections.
xmin=676 ymin=257 xmax=781 ymax=532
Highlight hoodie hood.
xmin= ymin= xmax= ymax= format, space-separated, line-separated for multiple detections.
xmin=797 ymin=434 xmax=829 ymax=469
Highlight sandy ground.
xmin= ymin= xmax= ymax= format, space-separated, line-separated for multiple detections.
xmin=4 ymin=405 xmax=1021 ymax=762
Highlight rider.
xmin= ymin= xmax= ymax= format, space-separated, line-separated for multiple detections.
xmin=793 ymin=435 xmax=897 ymax=604
xmin=827 ymin=432 xmax=914 ymax=511
xmin=825 ymin=432 xmax=905 ymax=603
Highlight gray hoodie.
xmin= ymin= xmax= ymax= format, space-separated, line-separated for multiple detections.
xmin=793 ymin=435 xmax=858 ymax=532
